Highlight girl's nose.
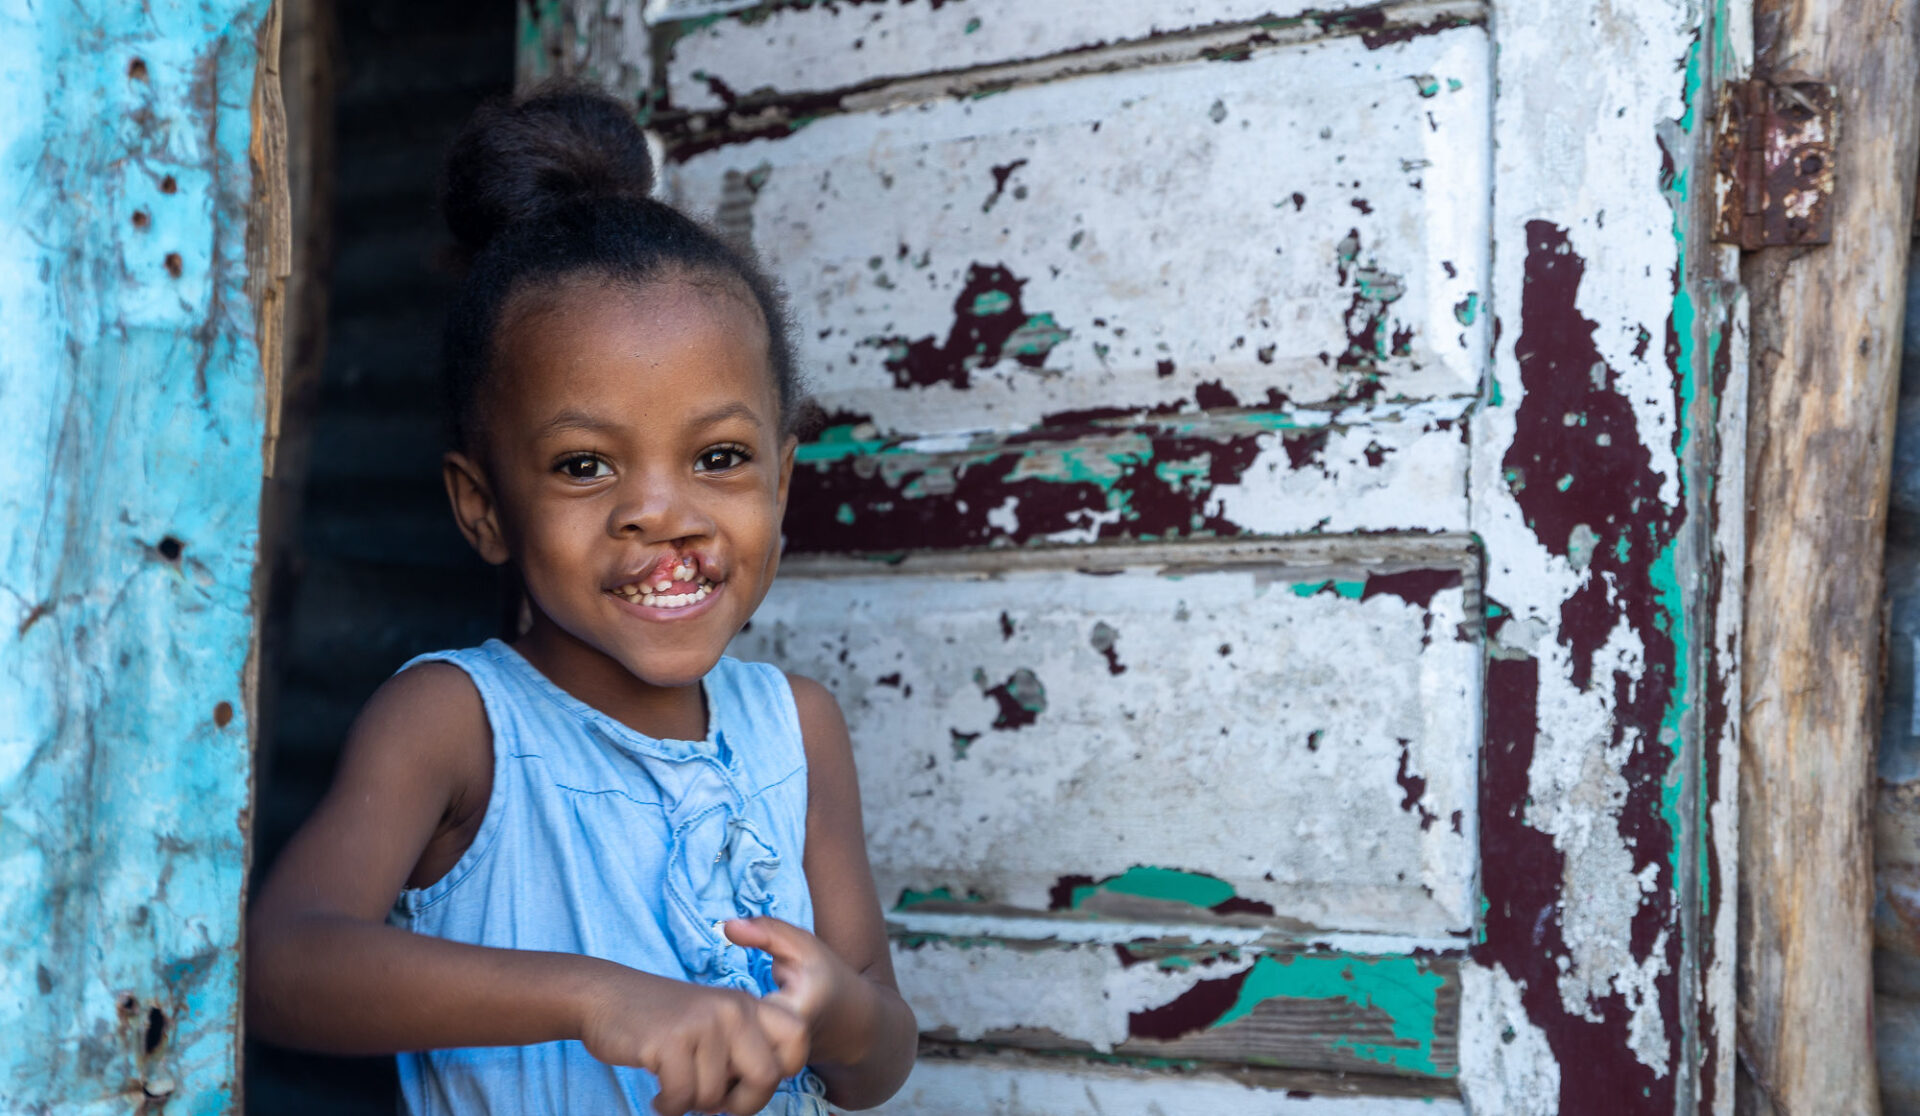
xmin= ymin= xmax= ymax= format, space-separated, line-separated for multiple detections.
xmin=609 ymin=475 xmax=713 ymax=542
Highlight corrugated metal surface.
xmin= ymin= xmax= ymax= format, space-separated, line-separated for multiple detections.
xmin=244 ymin=2 xmax=514 ymax=1111
xmin=1876 ymin=265 xmax=1920 ymax=1116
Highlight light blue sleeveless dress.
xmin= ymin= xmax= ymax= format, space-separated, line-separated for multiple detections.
xmin=388 ymin=638 xmax=830 ymax=1116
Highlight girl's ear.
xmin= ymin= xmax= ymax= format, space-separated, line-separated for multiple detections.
xmin=775 ymin=433 xmax=798 ymax=510
xmin=444 ymin=451 xmax=511 ymax=565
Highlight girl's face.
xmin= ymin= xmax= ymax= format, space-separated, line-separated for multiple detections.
xmin=445 ymin=274 xmax=795 ymax=715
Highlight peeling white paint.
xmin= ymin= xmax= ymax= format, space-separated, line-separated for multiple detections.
xmin=669 ymin=26 xmax=1490 ymax=436
xmin=734 ymin=557 xmax=1480 ymax=937
xmin=893 ymin=939 xmax=1254 ymax=1051
xmin=1458 ymin=962 xmax=1561 ymax=1115
xmin=872 ymin=1054 xmax=1466 ymax=1116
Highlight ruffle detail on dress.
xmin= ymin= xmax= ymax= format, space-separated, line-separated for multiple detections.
xmin=656 ymin=730 xmax=788 ymax=992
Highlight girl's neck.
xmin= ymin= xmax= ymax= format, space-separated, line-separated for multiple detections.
xmin=512 ymin=619 xmax=708 ymax=741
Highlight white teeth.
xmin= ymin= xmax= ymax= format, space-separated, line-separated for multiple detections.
xmin=673 ymin=560 xmax=697 ymax=583
xmin=653 ymin=579 xmax=673 ymax=592
xmin=625 ymin=580 xmax=713 ymax=610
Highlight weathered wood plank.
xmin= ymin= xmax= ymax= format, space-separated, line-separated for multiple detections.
xmin=667 ymin=24 xmax=1490 ymax=437
xmin=0 ymin=1 xmax=277 ymax=1110
xmin=732 ymin=542 xmax=1481 ymax=937
xmin=892 ymin=938 xmax=1459 ymax=1079
xmin=1738 ymin=0 xmax=1920 ymax=1112
xmin=872 ymin=1047 xmax=1464 ymax=1115
xmin=659 ymin=0 xmax=1479 ymax=114
xmin=784 ymin=407 xmax=1471 ymax=553
xmin=1459 ymin=1 xmax=1744 ymax=1112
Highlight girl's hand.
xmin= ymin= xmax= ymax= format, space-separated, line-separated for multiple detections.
xmin=723 ymin=917 xmax=873 ymax=1067
xmin=577 ymin=969 xmax=808 ymax=1116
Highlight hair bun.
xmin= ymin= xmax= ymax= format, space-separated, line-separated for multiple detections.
xmin=441 ymin=83 xmax=656 ymax=254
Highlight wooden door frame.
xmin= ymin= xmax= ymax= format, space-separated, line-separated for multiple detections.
xmin=1737 ymin=0 xmax=1920 ymax=1113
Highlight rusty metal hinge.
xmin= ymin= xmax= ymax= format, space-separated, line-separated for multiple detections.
xmin=1713 ymin=78 xmax=1837 ymax=250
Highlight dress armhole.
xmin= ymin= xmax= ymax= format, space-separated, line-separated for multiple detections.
xmin=390 ymin=649 xmax=507 ymax=918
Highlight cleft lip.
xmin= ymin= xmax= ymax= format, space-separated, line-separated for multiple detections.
xmin=609 ymin=550 xmax=722 ymax=595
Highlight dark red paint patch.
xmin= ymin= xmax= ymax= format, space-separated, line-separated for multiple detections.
xmin=785 ymin=423 xmax=1277 ymax=553
xmin=1480 ymin=221 xmax=1686 ymax=1112
xmin=1362 ymin=568 xmax=1462 ymax=610
xmin=1049 ymin=874 xmax=1096 ymax=911
xmin=865 ymin=263 xmax=1059 ymax=389
xmin=1394 ymin=738 xmax=1437 ymax=831
xmin=983 ymin=158 xmax=1028 ymax=211
xmin=1211 ymin=895 xmax=1276 ymax=916
xmin=1128 ymin=967 xmax=1249 ymax=1041
xmin=1193 ymin=379 xmax=1238 ymax=409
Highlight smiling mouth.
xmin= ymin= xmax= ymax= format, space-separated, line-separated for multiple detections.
xmin=611 ymin=557 xmax=715 ymax=610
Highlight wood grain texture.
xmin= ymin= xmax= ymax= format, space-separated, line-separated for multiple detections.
xmin=1738 ymin=1 xmax=1920 ymax=1112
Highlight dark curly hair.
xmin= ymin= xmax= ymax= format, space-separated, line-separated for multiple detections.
xmin=438 ymin=82 xmax=801 ymax=451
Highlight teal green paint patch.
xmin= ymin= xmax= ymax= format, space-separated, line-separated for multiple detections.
xmin=894 ymin=886 xmax=984 ymax=910
xmin=964 ymin=16 xmax=982 ymax=32
xmin=1007 ymin=313 xmax=1071 ymax=360
xmin=1453 ymin=292 xmax=1479 ymax=325
xmin=1447 ymin=77 xmax=1463 ymax=91
xmin=1069 ymin=866 xmax=1236 ymax=910
xmin=1488 ymin=373 xmax=1504 ymax=407
xmin=1291 ymin=579 xmax=1365 ymax=600
xmin=1214 ymin=954 xmax=1449 ymax=1076
xmin=1555 ymin=474 xmax=1574 ymax=492
xmin=834 ymin=503 xmax=855 ymax=525
xmin=970 ymin=289 xmax=1014 ymax=317
xmin=796 ymin=423 xmax=889 ymax=464
xmin=1411 ymin=74 xmax=1440 ymax=98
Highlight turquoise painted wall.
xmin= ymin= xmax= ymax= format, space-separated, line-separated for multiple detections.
xmin=0 ymin=2 xmax=272 ymax=1111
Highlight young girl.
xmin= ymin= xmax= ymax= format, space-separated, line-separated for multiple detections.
xmin=247 ymin=86 xmax=916 ymax=1116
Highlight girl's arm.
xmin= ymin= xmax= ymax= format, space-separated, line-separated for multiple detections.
xmin=783 ymin=674 xmax=919 ymax=1107
xmin=248 ymin=664 xmax=806 ymax=1115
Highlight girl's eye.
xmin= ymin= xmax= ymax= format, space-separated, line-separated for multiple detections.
xmin=696 ymin=446 xmax=751 ymax=473
xmin=558 ymin=455 xmax=611 ymax=480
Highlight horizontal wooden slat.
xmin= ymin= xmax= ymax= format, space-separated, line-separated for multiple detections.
xmin=891 ymin=937 xmax=1459 ymax=1079
xmin=784 ymin=407 xmax=1470 ymax=552
xmin=873 ymin=1047 xmax=1465 ymax=1115
xmin=660 ymin=0 xmax=1482 ymax=113
xmin=666 ymin=25 xmax=1490 ymax=436
xmin=732 ymin=542 xmax=1481 ymax=937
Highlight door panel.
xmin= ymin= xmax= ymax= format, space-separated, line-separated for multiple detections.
xmin=661 ymin=0 xmax=1479 ymax=119
xmin=736 ymin=545 xmax=1480 ymax=938
xmin=524 ymin=0 xmax=1745 ymax=1108
xmin=668 ymin=26 xmax=1489 ymax=435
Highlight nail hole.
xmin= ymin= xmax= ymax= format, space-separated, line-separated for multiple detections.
xmin=118 ymin=993 xmax=139 ymax=1014
xmin=213 ymin=701 xmax=232 ymax=728
xmin=163 ymin=253 xmax=182 ymax=279
xmin=143 ymin=1007 xmax=166 ymax=1054
xmin=131 ymin=211 xmax=150 ymax=231
xmin=156 ymin=536 xmax=182 ymax=561
xmin=128 ymin=58 xmax=148 ymax=81
xmin=1801 ymin=155 xmax=1823 ymax=174
xmin=159 ymin=175 xmax=177 ymax=195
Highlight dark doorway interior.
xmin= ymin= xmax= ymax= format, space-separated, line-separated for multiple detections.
xmin=246 ymin=2 xmax=514 ymax=1111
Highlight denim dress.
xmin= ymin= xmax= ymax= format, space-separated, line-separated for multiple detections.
xmin=388 ymin=639 xmax=829 ymax=1116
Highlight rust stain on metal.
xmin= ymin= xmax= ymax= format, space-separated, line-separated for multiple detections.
xmin=1713 ymin=78 xmax=1836 ymax=250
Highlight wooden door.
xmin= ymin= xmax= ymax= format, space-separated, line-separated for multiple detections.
xmin=0 ymin=1 xmax=283 ymax=1111
xmin=524 ymin=2 xmax=1745 ymax=1111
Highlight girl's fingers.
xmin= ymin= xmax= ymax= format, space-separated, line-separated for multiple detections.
xmin=651 ymin=1048 xmax=696 ymax=1116
xmin=757 ymin=1000 xmax=811 ymax=1077
xmin=690 ymin=1028 xmax=731 ymax=1114
xmin=719 ymin=1025 xmax=782 ymax=1115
